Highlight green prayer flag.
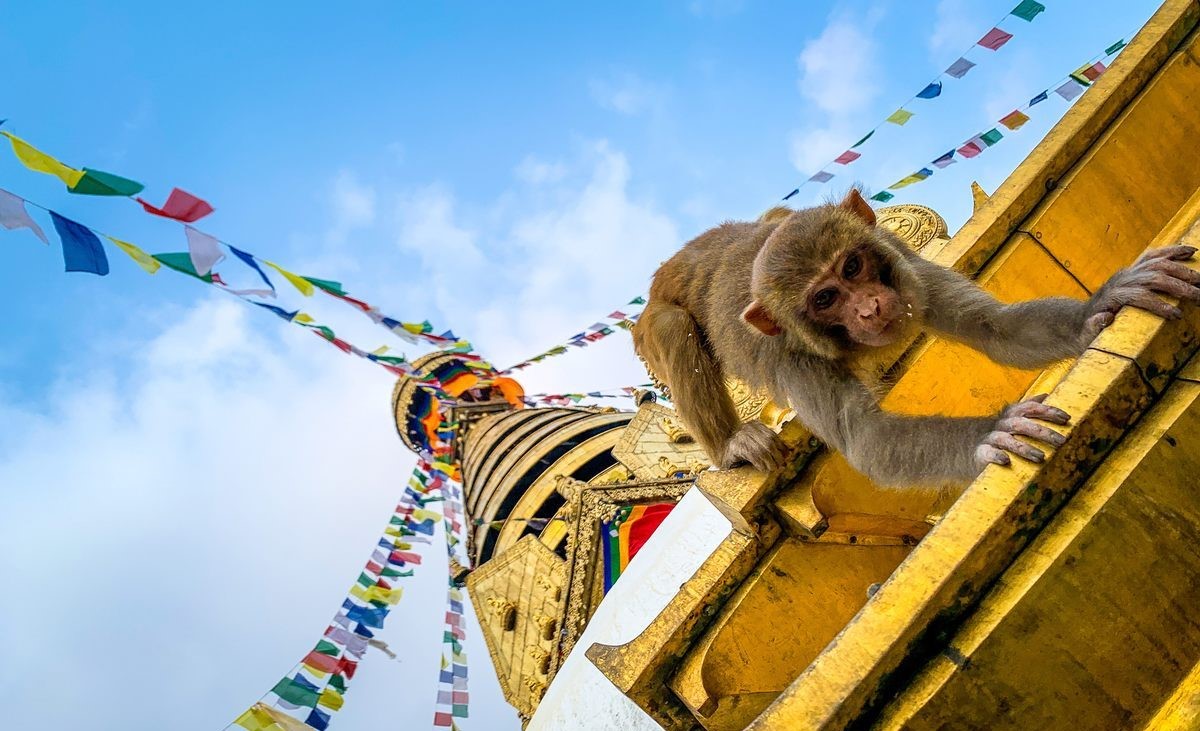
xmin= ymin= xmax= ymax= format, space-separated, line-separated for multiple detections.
xmin=69 ymin=168 xmax=145 ymax=197
xmin=627 ymin=296 xmax=646 ymax=305
xmin=310 ymin=325 xmax=335 ymax=341
xmin=452 ymin=704 xmax=469 ymax=718
xmin=381 ymin=566 xmax=413 ymax=578
xmin=329 ymin=674 xmax=347 ymax=693
xmin=1105 ymin=39 xmax=1127 ymax=56
xmin=980 ymin=128 xmax=1004 ymax=146
xmin=373 ymin=355 xmax=408 ymax=365
xmin=357 ymin=572 xmax=375 ymax=587
xmin=270 ymin=677 xmax=319 ymax=708
xmin=1010 ymin=0 xmax=1045 ymax=22
xmin=869 ymin=191 xmax=894 ymax=203
xmin=152 ymin=252 xmax=215 ymax=283
xmin=851 ymin=131 xmax=874 ymax=148
xmin=390 ymin=515 xmax=404 ymax=525
xmin=302 ymin=276 xmax=347 ymax=296
xmin=315 ymin=639 xmax=341 ymax=656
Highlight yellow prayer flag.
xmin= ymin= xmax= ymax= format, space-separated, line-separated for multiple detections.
xmin=233 ymin=705 xmax=279 ymax=731
xmin=412 ymin=508 xmax=441 ymax=523
xmin=301 ymin=662 xmax=330 ymax=678
xmin=889 ymin=174 xmax=924 ymax=190
xmin=318 ymin=688 xmax=345 ymax=711
xmin=1 ymin=131 xmax=84 ymax=187
xmin=402 ymin=322 xmax=425 ymax=335
xmin=293 ymin=312 xmax=315 ymax=324
xmin=106 ymin=236 xmax=161 ymax=274
xmin=263 ymin=260 xmax=315 ymax=296
xmin=999 ymin=109 xmax=1031 ymax=131
xmin=384 ymin=526 xmax=402 ymax=537
xmin=349 ymin=584 xmax=370 ymax=601
xmin=258 ymin=705 xmax=312 ymax=731
xmin=371 ymin=345 xmax=390 ymax=355
xmin=363 ymin=585 xmax=403 ymax=604
xmin=392 ymin=540 xmax=412 ymax=550
xmin=885 ymin=109 xmax=914 ymax=126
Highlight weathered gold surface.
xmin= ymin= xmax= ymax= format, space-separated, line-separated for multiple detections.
xmin=875 ymin=204 xmax=947 ymax=253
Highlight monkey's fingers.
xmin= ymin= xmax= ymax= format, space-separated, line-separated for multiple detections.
xmin=1141 ymin=272 xmax=1200 ymax=304
xmin=1007 ymin=399 xmax=1071 ymax=424
xmin=1125 ymin=289 xmax=1184 ymax=320
xmin=1081 ymin=311 xmax=1116 ymax=344
xmin=1137 ymin=245 xmax=1197 ymax=264
xmin=984 ymin=430 xmax=1046 ymax=463
xmin=998 ymin=416 xmax=1067 ymax=448
xmin=1144 ymin=259 xmax=1200 ymax=285
xmin=975 ymin=443 xmax=1011 ymax=468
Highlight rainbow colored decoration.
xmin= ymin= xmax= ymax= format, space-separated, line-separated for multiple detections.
xmin=600 ymin=503 xmax=676 ymax=593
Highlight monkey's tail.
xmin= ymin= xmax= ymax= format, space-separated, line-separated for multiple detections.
xmin=633 ymin=301 xmax=743 ymax=466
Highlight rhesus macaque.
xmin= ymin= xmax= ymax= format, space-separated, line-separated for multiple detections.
xmin=634 ymin=189 xmax=1200 ymax=486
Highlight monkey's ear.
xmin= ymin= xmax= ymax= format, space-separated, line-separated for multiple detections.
xmin=839 ymin=188 xmax=877 ymax=227
xmin=742 ymin=301 xmax=782 ymax=336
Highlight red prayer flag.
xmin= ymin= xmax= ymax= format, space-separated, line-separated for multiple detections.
xmin=977 ymin=27 xmax=1013 ymax=50
xmin=337 ymin=657 xmax=358 ymax=678
xmin=434 ymin=712 xmax=454 ymax=727
xmin=833 ymin=150 xmax=862 ymax=165
xmin=608 ymin=310 xmax=627 ymax=319
xmin=136 ymin=188 xmax=214 ymax=223
xmin=957 ymin=141 xmax=983 ymax=159
xmin=366 ymin=561 xmax=383 ymax=573
xmin=302 ymin=650 xmax=341 ymax=674
xmin=1082 ymin=62 xmax=1107 ymax=81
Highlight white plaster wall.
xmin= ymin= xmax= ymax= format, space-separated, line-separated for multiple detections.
xmin=528 ymin=487 xmax=733 ymax=730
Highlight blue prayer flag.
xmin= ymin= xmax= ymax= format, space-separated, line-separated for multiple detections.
xmin=228 ymin=245 xmax=275 ymax=292
xmin=782 ymin=188 xmax=799 ymax=201
xmin=352 ymin=622 xmax=375 ymax=638
xmin=307 ymin=709 xmax=331 ymax=731
xmin=50 ymin=211 xmax=109 ymax=275
xmin=440 ymin=669 xmax=454 ymax=683
xmin=1029 ymin=90 xmax=1049 ymax=106
xmin=450 ymin=600 xmax=465 ymax=613
xmin=917 ymin=81 xmax=942 ymax=99
xmin=345 ymin=603 xmax=388 ymax=628
xmin=453 ymin=663 xmax=469 ymax=678
xmin=252 ymin=302 xmax=297 ymax=322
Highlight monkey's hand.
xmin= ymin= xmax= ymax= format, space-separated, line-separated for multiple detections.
xmin=721 ymin=421 xmax=789 ymax=472
xmin=974 ymin=395 xmax=1070 ymax=469
xmin=1082 ymin=245 xmax=1200 ymax=343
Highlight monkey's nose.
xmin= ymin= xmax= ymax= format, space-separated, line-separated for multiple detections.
xmin=857 ymin=297 xmax=882 ymax=320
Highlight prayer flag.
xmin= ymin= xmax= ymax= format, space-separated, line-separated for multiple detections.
xmin=107 ymin=236 xmax=161 ymax=274
xmin=932 ymin=150 xmax=957 ymax=169
xmin=916 ymin=81 xmax=942 ymax=99
xmin=1029 ymin=90 xmax=1049 ymax=106
xmin=137 ymin=188 xmax=214 ymax=222
xmin=1010 ymin=0 xmax=1045 ymax=21
xmin=434 ymin=712 xmax=454 ymax=727
xmin=453 ymin=704 xmax=469 ymax=718
xmin=889 ymin=172 xmax=925 ymax=190
xmin=329 ymin=674 xmax=347 ymax=693
xmin=315 ymin=639 xmax=340 ymax=656
xmin=1106 ymin=39 xmax=1127 ymax=56
xmin=228 ymin=245 xmax=275 ymax=292
xmin=50 ymin=211 xmax=109 ymax=275
xmin=833 ymin=150 xmax=861 ymax=164
xmin=264 ymin=260 xmax=316 ymax=296
xmin=980 ymin=128 xmax=1004 ymax=146
xmin=1073 ymin=62 xmax=1107 ymax=83
xmin=945 ymin=57 xmax=976 ymax=79
xmin=851 ymin=131 xmax=874 ymax=147
xmin=1055 ymin=79 xmax=1085 ymax=101
xmin=628 ymin=296 xmax=646 ymax=305
xmin=869 ymin=191 xmax=893 ymax=203
xmin=155 ymin=252 xmax=217 ymax=282
xmin=977 ymin=27 xmax=1013 ymax=50
xmin=69 ymin=168 xmax=145 ymax=197
xmin=306 ymin=709 xmax=331 ymax=731
xmin=782 ymin=188 xmax=799 ymax=201
xmin=999 ymin=110 xmax=1031 ymax=130
xmin=302 ymin=650 xmax=341 ymax=674
xmin=184 ymin=226 xmax=224 ymax=276
xmin=886 ymin=109 xmax=914 ymax=126
xmin=270 ymin=677 xmax=320 ymax=708
xmin=0 ymin=189 xmax=48 ymax=244
xmin=808 ymin=171 xmax=834 ymax=183
xmin=233 ymin=705 xmax=277 ymax=731
xmin=317 ymin=688 xmax=344 ymax=711
xmin=608 ymin=310 xmax=627 ymax=319
xmin=1 ymin=131 xmax=83 ymax=187
xmin=957 ymin=140 xmax=983 ymax=158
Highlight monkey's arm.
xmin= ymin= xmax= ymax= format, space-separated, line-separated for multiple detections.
xmin=634 ymin=301 xmax=787 ymax=471
xmin=909 ymin=245 xmax=1200 ymax=369
xmin=785 ymin=359 xmax=1067 ymax=487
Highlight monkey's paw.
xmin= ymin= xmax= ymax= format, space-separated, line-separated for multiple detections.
xmin=974 ymin=394 xmax=1071 ymax=469
xmin=1087 ymin=245 xmax=1200 ymax=326
xmin=720 ymin=421 xmax=788 ymax=472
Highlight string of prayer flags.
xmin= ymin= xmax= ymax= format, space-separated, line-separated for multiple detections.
xmin=502 ymin=296 xmax=646 ymax=373
xmin=0 ymin=188 xmax=48 ymax=244
xmin=873 ymin=38 xmax=1127 ymax=202
xmin=521 ymin=384 xmax=657 ymax=407
xmin=432 ymin=447 xmax=471 ymax=728
xmin=138 ymin=187 xmax=215 ymax=223
xmin=781 ymin=0 xmax=1045 ymax=199
xmin=50 ymin=211 xmax=109 ymax=276
xmin=0 ymin=131 xmax=144 ymax=196
xmin=69 ymin=168 xmax=145 ymax=197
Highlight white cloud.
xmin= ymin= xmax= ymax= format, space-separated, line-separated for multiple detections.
xmin=589 ymin=73 xmax=662 ymax=116
xmin=514 ymin=155 xmax=568 ymax=185
xmin=330 ymin=169 xmax=378 ymax=235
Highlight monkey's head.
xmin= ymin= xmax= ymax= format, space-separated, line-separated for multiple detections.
xmin=741 ymin=188 xmax=922 ymax=359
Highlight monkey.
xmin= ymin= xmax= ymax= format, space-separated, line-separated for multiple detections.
xmin=633 ymin=188 xmax=1200 ymax=487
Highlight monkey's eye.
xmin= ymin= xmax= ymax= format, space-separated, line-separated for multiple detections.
xmin=842 ymin=254 xmax=862 ymax=279
xmin=813 ymin=288 xmax=838 ymax=310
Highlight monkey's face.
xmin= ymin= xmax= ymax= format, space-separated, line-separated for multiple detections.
xmin=803 ymin=246 xmax=910 ymax=348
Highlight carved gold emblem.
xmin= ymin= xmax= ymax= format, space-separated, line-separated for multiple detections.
xmin=875 ymin=204 xmax=948 ymax=253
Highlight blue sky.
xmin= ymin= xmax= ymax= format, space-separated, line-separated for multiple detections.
xmin=0 ymin=1 xmax=1159 ymax=730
